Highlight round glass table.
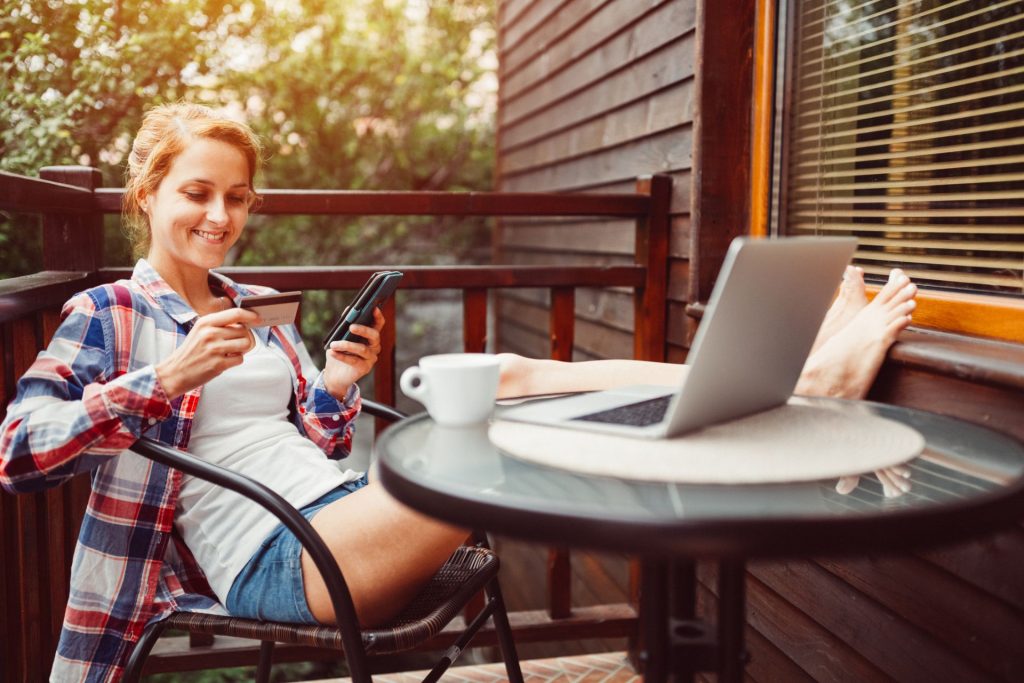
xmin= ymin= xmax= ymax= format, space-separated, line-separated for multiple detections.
xmin=376 ymin=397 xmax=1024 ymax=682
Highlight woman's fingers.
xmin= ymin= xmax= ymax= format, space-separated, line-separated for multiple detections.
xmin=199 ymin=306 xmax=262 ymax=328
xmin=328 ymin=341 xmax=373 ymax=359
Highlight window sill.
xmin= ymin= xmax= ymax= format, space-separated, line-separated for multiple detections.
xmin=684 ymin=302 xmax=1024 ymax=392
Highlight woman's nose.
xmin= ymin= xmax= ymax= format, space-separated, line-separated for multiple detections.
xmin=206 ymin=197 xmax=229 ymax=225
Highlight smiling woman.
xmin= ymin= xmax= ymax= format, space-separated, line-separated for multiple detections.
xmin=0 ymin=103 xmax=472 ymax=681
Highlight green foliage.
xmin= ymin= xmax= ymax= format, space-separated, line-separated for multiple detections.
xmin=1 ymin=0 xmax=496 ymax=290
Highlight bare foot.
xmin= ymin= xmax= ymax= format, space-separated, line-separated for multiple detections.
xmin=796 ymin=269 xmax=917 ymax=400
xmin=811 ymin=265 xmax=868 ymax=354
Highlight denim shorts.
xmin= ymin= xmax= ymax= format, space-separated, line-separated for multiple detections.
xmin=224 ymin=474 xmax=369 ymax=623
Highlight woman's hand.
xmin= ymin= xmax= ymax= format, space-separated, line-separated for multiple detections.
xmin=156 ymin=307 xmax=261 ymax=400
xmin=323 ymin=307 xmax=385 ymax=400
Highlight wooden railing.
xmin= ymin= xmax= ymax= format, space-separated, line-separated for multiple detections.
xmin=0 ymin=166 xmax=671 ymax=678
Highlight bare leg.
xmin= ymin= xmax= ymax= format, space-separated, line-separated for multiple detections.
xmin=810 ymin=265 xmax=868 ymax=355
xmin=796 ymin=268 xmax=916 ymax=400
xmin=301 ymin=482 xmax=468 ymax=627
xmin=497 ymin=354 xmax=687 ymax=398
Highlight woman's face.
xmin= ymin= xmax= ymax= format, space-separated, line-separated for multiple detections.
xmin=141 ymin=138 xmax=251 ymax=275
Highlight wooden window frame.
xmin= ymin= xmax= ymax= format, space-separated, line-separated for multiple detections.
xmin=754 ymin=0 xmax=1024 ymax=344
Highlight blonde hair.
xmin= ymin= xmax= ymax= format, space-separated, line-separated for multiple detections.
xmin=123 ymin=103 xmax=264 ymax=257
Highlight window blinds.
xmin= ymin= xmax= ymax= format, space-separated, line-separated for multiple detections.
xmin=784 ymin=0 xmax=1024 ymax=295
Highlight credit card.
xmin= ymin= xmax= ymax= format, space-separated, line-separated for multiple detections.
xmin=237 ymin=291 xmax=301 ymax=327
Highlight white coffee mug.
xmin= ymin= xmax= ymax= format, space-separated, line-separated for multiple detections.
xmin=400 ymin=353 xmax=501 ymax=426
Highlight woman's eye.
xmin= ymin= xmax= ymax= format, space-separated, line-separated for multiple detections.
xmin=229 ymin=195 xmax=248 ymax=205
xmin=184 ymin=191 xmax=205 ymax=201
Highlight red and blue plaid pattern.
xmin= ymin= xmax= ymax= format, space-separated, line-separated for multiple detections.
xmin=0 ymin=260 xmax=361 ymax=682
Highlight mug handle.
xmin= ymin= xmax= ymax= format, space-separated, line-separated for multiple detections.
xmin=400 ymin=366 xmax=428 ymax=403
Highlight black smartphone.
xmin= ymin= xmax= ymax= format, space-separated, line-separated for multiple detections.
xmin=321 ymin=270 xmax=403 ymax=350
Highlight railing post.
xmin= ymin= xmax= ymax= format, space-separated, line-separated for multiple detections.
xmin=374 ymin=297 xmax=398 ymax=434
xmin=463 ymin=288 xmax=488 ymax=353
xmin=39 ymin=166 xmax=104 ymax=272
xmin=634 ymin=174 xmax=672 ymax=362
xmin=630 ymin=174 xmax=671 ymax=667
xmin=547 ymin=286 xmax=576 ymax=619
xmin=461 ymin=288 xmax=489 ymax=622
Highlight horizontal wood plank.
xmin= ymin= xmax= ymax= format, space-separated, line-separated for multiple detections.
xmin=749 ymin=560 xmax=989 ymax=681
xmin=695 ymin=581 xmax=816 ymax=683
xmin=98 ymin=265 xmax=646 ymax=291
xmin=503 ymin=0 xmax=684 ymax=105
xmin=498 ymin=295 xmax=634 ymax=359
xmin=0 ymin=171 xmax=94 ymax=214
xmin=0 ymin=272 xmax=93 ymax=324
xmin=94 ymin=188 xmax=651 ymax=217
xmin=501 ymin=0 xmax=548 ymax=43
xmin=917 ymin=528 xmax=1024 ymax=611
xmin=502 ymin=126 xmax=692 ymax=190
xmin=498 ymin=214 xmax=691 ymax=258
xmin=704 ymin=565 xmax=889 ymax=682
xmin=502 ymin=286 xmax=635 ymax=330
xmin=870 ymin=361 xmax=1024 ymax=441
xmin=888 ymin=328 xmax=1024 ymax=392
xmin=817 ymin=555 xmax=1024 ymax=681
xmin=502 ymin=0 xmax=608 ymax=73
xmin=502 ymin=38 xmax=695 ymax=149
xmin=503 ymin=84 xmax=695 ymax=176
xmin=500 ymin=218 xmax=636 ymax=255
xmin=503 ymin=11 xmax=694 ymax=129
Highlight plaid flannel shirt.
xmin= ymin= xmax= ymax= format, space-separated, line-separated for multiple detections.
xmin=0 ymin=259 xmax=361 ymax=682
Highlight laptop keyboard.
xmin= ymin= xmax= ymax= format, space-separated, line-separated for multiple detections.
xmin=571 ymin=394 xmax=673 ymax=427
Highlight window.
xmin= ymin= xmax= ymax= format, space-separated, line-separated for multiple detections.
xmin=777 ymin=0 xmax=1024 ymax=315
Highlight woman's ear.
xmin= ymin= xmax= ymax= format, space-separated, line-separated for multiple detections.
xmin=136 ymin=188 xmax=150 ymax=213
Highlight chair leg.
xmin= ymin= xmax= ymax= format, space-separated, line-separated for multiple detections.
xmin=485 ymin=577 xmax=524 ymax=683
xmin=122 ymin=618 xmax=170 ymax=683
xmin=255 ymin=640 xmax=275 ymax=683
xmin=472 ymin=532 xmax=524 ymax=683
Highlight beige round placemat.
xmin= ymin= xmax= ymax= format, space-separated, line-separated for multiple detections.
xmin=489 ymin=402 xmax=925 ymax=484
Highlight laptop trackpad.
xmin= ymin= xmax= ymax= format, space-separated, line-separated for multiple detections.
xmin=501 ymin=385 xmax=675 ymax=424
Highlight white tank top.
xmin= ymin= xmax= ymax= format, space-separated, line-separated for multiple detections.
xmin=174 ymin=334 xmax=361 ymax=603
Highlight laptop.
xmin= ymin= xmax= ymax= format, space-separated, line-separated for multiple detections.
xmin=500 ymin=236 xmax=857 ymax=438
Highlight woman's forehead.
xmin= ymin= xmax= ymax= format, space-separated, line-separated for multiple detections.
xmin=165 ymin=138 xmax=250 ymax=186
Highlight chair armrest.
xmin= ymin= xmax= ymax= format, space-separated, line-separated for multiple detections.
xmin=361 ymin=399 xmax=407 ymax=423
xmin=129 ymin=437 xmax=367 ymax=661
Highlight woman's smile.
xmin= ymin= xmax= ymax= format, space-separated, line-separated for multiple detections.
xmin=192 ymin=228 xmax=228 ymax=244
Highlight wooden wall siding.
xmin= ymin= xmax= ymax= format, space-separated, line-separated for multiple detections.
xmin=688 ymin=361 xmax=1024 ymax=683
xmin=497 ymin=1 xmax=1024 ymax=681
xmin=496 ymin=0 xmax=697 ymax=362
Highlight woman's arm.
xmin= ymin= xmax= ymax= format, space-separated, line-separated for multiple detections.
xmin=496 ymin=353 xmax=687 ymax=399
xmin=0 ymin=290 xmax=173 ymax=494
xmin=285 ymin=324 xmax=361 ymax=461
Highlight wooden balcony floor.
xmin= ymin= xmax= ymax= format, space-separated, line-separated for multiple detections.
xmin=315 ymin=651 xmax=639 ymax=682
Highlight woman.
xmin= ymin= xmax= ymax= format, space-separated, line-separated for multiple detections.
xmin=1 ymin=103 xmax=917 ymax=681
xmin=0 ymin=103 xmax=468 ymax=681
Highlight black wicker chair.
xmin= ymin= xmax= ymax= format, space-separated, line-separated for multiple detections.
xmin=122 ymin=400 xmax=523 ymax=683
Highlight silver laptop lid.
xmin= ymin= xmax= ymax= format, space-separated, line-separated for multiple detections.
xmin=664 ymin=236 xmax=857 ymax=436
